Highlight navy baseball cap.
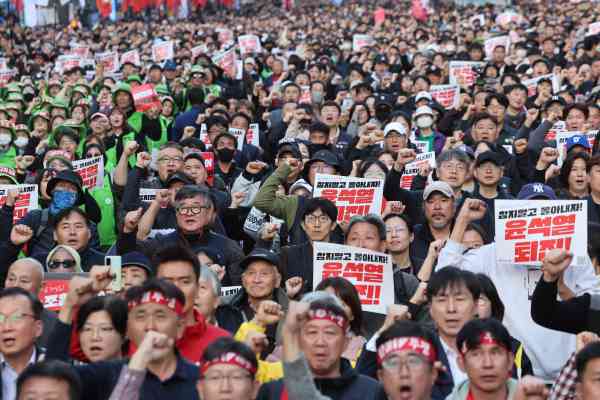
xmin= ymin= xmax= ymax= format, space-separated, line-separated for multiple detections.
xmin=122 ymin=252 xmax=154 ymax=276
xmin=239 ymin=249 xmax=280 ymax=271
xmin=164 ymin=60 xmax=177 ymax=71
xmin=517 ymin=183 xmax=557 ymax=200
xmin=566 ymin=135 xmax=591 ymax=153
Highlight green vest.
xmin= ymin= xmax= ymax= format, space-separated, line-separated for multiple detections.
xmin=0 ymin=146 xmax=16 ymax=168
xmin=89 ymin=173 xmax=117 ymax=248
xmin=128 ymin=112 xmax=169 ymax=155
xmin=105 ymin=132 xmax=137 ymax=170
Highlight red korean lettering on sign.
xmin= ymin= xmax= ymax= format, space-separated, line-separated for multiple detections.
xmin=201 ymin=152 xmax=215 ymax=186
xmin=321 ymin=262 xmax=384 ymax=305
xmin=38 ymin=280 xmax=70 ymax=311
xmin=77 ymin=164 xmax=98 ymax=189
xmin=514 ymin=238 xmax=572 ymax=263
xmin=0 ymin=192 xmax=31 ymax=223
xmin=322 ymin=188 xmax=375 ymax=222
xmin=355 ymin=284 xmax=382 ymax=305
xmin=431 ymin=89 xmax=455 ymax=109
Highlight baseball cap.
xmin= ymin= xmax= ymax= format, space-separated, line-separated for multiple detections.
xmin=566 ymin=135 xmax=591 ymax=153
xmin=289 ymin=179 xmax=313 ymax=195
xmin=374 ymin=54 xmax=389 ymax=65
xmin=166 ymin=172 xmax=195 ymax=187
xmin=423 ymin=181 xmax=454 ymax=200
xmin=384 ymin=122 xmax=407 ymax=137
xmin=517 ymin=183 xmax=557 ymax=200
xmin=90 ymin=112 xmax=109 ymax=121
xmin=305 ymin=149 xmax=340 ymax=168
xmin=277 ymin=142 xmax=302 ymax=160
xmin=239 ymin=249 xmax=280 ymax=271
xmin=544 ymin=95 xmax=566 ymax=110
xmin=164 ymin=60 xmax=177 ymax=71
xmin=414 ymin=105 xmax=434 ymax=118
xmin=122 ymin=251 xmax=154 ymax=276
xmin=415 ymin=91 xmax=432 ymax=103
xmin=474 ymin=151 xmax=503 ymax=168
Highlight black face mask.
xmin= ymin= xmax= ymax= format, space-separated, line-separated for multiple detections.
xmin=216 ymin=148 xmax=235 ymax=163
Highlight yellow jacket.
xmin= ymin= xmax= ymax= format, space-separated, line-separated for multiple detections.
xmin=234 ymin=321 xmax=284 ymax=383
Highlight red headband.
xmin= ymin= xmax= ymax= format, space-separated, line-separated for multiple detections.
xmin=377 ymin=337 xmax=437 ymax=365
xmin=200 ymin=352 xmax=257 ymax=376
xmin=461 ymin=332 xmax=508 ymax=355
xmin=307 ymin=308 xmax=348 ymax=330
xmin=127 ymin=290 xmax=184 ymax=316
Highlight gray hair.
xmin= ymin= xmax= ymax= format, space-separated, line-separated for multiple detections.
xmin=347 ymin=214 xmax=387 ymax=241
xmin=436 ymin=149 xmax=470 ymax=167
xmin=11 ymin=258 xmax=45 ymax=280
xmin=300 ymin=291 xmax=344 ymax=309
xmin=199 ymin=267 xmax=221 ymax=297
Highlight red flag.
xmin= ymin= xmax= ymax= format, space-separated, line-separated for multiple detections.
xmin=411 ymin=0 xmax=428 ymax=22
xmin=96 ymin=0 xmax=112 ymax=18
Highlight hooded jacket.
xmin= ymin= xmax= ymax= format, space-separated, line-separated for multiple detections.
xmin=256 ymin=358 xmax=381 ymax=400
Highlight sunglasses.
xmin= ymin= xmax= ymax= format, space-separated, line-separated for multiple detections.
xmin=48 ymin=259 xmax=76 ymax=270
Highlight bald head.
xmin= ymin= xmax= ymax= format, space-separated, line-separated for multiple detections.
xmin=5 ymin=258 xmax=44 ymax=295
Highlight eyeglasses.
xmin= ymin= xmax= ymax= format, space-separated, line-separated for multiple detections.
xmin=441 ymin=162 xmax=467 ymax=172
xmin=305 ymin=214 xmax=331 ymax=225
xmin=0 ymin=312 xmax=35 ymax=325
xmin=158 ymin=157 xmax=184 ymax=164
xmin=386 ymin=226 xmax=408 ymax=235
xmin=202 ymin=372 xmax=252 ymax=384
xmin=48 ymin=259 xmax=77 ymax=269
xmin=381 ymin=354 xmax=429 ymax=372
xmin=175 ymin=205 xmax=211 ymax=216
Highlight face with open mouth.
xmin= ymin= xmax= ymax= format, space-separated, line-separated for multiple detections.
xmin=0 ymin=295 xmax=42 ymax=359
xmin=79 ymin=310 xmax=125 ymax=362
xmin=377 ymin=351 xmax=437 ymax=400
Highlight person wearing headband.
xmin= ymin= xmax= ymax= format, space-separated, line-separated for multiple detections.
xmin=51 ymin=275 xmax=200 ymax=400
xmin=197 ymin=337 xmax=259 ymax=400
xmin=447 ymin=319 xmax=517 ymax=400
xmin=257 ymin=292 xmax=381 ymax=400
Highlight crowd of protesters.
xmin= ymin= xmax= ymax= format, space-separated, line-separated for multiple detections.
xmin=0 ymin=0 xmax=600 ymax=399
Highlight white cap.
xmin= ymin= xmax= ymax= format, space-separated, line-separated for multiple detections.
xmin=384 ymin=122 xmax=408 ymax=137
xmin=415 ymin=91 xmax=432 ymax=103
xmin=414 ymin=105 xmax=434 ymax=118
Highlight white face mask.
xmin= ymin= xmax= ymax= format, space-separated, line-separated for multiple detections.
xmin=14 ymin=137 xmax=28 ymax=148
xmin=416 ymin=116 xmax=433 ymax=129
xmin=0 ymin=134 xmax=11 ymax=146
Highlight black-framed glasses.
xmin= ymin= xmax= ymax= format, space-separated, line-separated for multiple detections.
xmin=48 ymin=259 xmax=77 ymax=270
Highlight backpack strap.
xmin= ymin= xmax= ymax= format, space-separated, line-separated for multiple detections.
xmin=35 ymin=209 xmax=49 ymax=238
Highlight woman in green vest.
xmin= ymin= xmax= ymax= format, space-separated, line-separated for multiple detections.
xmin=127 ymin=106 xmax=169 ymax=160
xmin=0 ymin=120 xmax=17 ymax=169
xmin=105 ymin=107 xmax=137 ymax=170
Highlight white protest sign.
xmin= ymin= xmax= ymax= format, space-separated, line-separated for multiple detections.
xmin=484 ymin=36 xmax=510 ymax=60
xmin=400 ymin=151 xmax=436 ymax=189
xmin=191 ymin=44 xmax=208 ymax=60
xmin=221 ymin=286 xmax=242 ymax=297
xmin=95 ymin=51 xmax=120 ymax=74
xmin=139 ymin=188 xmax=159 ymax=203
xmin=152 ymin=41 xmax=174 ymax=63
xmin=228 ymin=128 xmax=246 ymax=151
xmin=449 ymin=61 xmax=485 ymax=87
xmin=352 ymin=34 xmax=374 ymax=52
xmin=430 ymin=84 xmax=460 ymax=109
xmin=73 ymin=157 xmax=104 ymax=189
xmin=555 ymin=131 xmax=597 ymax=166
xmin=121 ymin=50 xmax=141 ymax=67
xmin=313 ymin=174 xmax=384 ymax=223
xmin=522 ymin=74 xmax=560 ymax=97
xmin=495 ymin=199 xmax=587 ymax=267
xmin=0 ymin=184 xmax=39 ymax=223
xmin=238 ymin=34 xmax=262 ymax=54
xmin=588 ymin=21 xmax=600 ymax=36
xmin=212 ymin=48 xmax=237 ymax=78
xmin=313 ymin=242 xmax=394 ymax=314
xmin=247 ymin=123 xmax=261 ymax=147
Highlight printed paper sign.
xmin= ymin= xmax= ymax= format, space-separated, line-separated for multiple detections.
xmin=494 ymin=199 xmax=587 ymax=267
xmin=374 ymin=8 xmax=385 ymax=25
xmin=221 ymin=286 xmax=242 ymax=297
xmin=0 ymin=58 xmax=7 ymax=70
xmin=95 ymin=51 xmax=120 ymax=74
xmin=430 ymin=84 xmax=460 ymax=109
xmin=484 ymin=36 xmax=510 ymax=60
xmin=545 ymin=120 xmax=566 ymax=142
xmin=131 ymin=83 xmax=161 ymax=112
xmin=201 ymin=151 xmax=215 ymax=186
xmin=228 ymin=128 xmax=246 ymax=151
xmin=70 ymin=44 xmax=90 ymax=59
xmin=212 ymin=48 xmax=237 ymax=78
xmin=495 ymin=11 xmax=525 ymax=26
xmin=412 ymin=140 xmax=429 ymax=154
xmin=39 ymin=272 xmax=87 ymax=311
xmin=470 ymin=14 xmax=485 ymax=27
xmin=0 ymin=184 xmax=39 ymax=223
xmin=0 ymin=70 xmax=14 ymax=87
xmin=199 ymin=124 xmax=211 ymax=149
xmin=400 ymin=151 xmax=436 ymax=189
xmin=588 ymin=21 xmax=600 ymax=36
xmin=56 ymin=55 xmax=81 ymax=74
xmin=313 ymin=174 xmax=384 ymax=223
xmin=352 ymin=34 xmax=374 ymax=52
xmin=522 ymin=74 xmax=559 ymax=97
xmin=449 ymin=61 xmax=485 ymax=87
xmin=121 ymin=50 xmax=140 ymax=67
xmin=73 ymin=156 xmax=104 ymax=189
xmin=247 ymin=123 xmax=261 ymax=147
xmin=238 ymin=34 xmax=262 ymax=54
xmin=139 ymin=188 xmax=159 ymax=203
xmin=313 ymin=242 xmax=393 ymax=314
xmin=555 ymin=130 xmax=597 ymax=166
xmin=152 ymin=41 xmax=174 ymax=63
